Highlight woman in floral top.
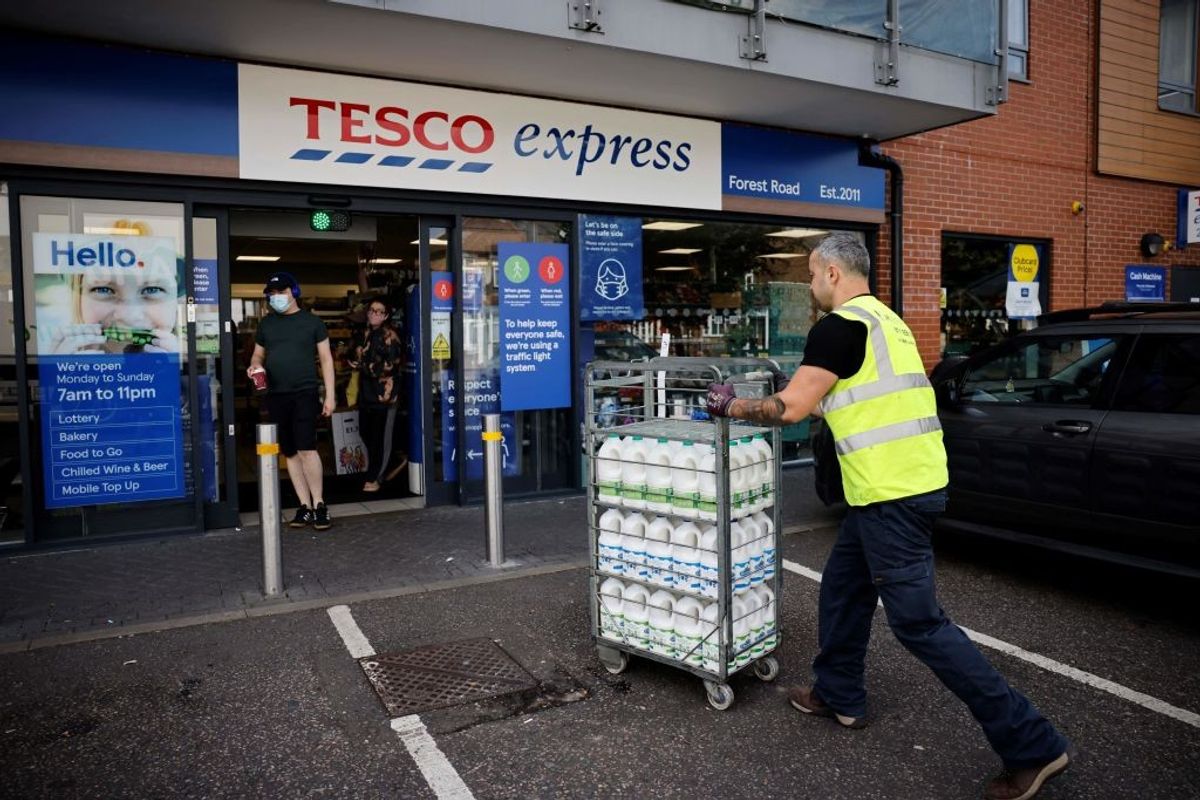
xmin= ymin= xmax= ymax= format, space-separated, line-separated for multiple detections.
xmin=354 ymin=298 xmax=405 ymax=492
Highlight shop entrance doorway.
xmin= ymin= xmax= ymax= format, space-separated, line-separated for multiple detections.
xmin=224 ymin=209 xmax=423 ymax=513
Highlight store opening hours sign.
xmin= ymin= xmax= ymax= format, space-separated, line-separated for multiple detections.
xmin=498 ymin=242 xmax=572 ymax=411
xmin=40 ymin=354 xmax=184 ymax=509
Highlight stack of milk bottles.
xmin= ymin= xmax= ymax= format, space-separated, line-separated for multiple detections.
xmin=594 ymin=428 xmax=778 ymax=669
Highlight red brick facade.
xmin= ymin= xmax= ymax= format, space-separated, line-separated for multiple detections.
xmin=880 ymin=0 xmax=1199 ymax=368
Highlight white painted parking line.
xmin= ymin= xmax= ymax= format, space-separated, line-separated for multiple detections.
xmin=781 ymin=558 xmax=1200 ymax=731
xmin=391 ymin=716 xmax=477 ymax=800
xmin=327 ymin=604 xmax=375 ymax=659
xmin=327 ymin=604 xmax=476 ymax=799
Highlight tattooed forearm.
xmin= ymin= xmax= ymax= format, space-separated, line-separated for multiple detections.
xmin=734 ymin=395 xmax=787 ymax=426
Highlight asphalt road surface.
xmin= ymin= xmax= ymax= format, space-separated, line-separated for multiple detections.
xmin=2 ymin=527 xmax=1198 ymax=799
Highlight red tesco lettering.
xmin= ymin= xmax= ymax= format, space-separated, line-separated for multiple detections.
xmin=289 ymin=97 xmax=494 ymax=154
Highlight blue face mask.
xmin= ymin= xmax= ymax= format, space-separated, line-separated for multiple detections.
xmin=269 ymin=293 xmax=292 ymax=313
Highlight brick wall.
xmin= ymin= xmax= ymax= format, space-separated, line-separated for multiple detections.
xmin=880 ymin=0 xmax=1198 ymax=368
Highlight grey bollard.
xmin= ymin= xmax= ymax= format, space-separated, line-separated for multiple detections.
xmin=257 ymin=423 xmax=284 ymax=597
xmin=483 ymin=414 xmax=505 ymax=567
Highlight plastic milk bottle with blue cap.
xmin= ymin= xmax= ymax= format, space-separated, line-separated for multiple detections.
xmin=596 ymin=434 xmax=624 ymax=506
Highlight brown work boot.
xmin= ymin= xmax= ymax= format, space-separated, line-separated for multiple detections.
xmin=787 ymin=685 xmax=868 ymax=729
xmin=983 ymin=751 xmax=1070 ymax=800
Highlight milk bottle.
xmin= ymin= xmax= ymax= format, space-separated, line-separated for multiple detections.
xmin=669 ymin=520 xmax=702 ymax=595
xmin=598 ymin=577 xmax=625 ymax=641
xmin=597 ymin=508 xmax=625 ymax=575
xmin=754 ymin=584 xmax=777 ymax=650
xmin=752 ymin=511 xmax=776 ymax=581
xmin=739 ymin=513 xmax=765 ymax=586
xmin=696 ymin=451 xmax=718 ymax=522
xmin=645 ymin=516 xmax=675 ymax=588
xmin=621 ymin=435 xmax=648 ymax=510
xmin=731 ymin=594 xmax=752 ymax=668
xmin=698 ymin=525 xmax=718 ymax=599
xmin=619 ymin=512 xmax=649 ymax=581
xmin=729 ymin=439 xmax=751 ymax=518
xmin=744 ymin=589 xmax=766 ymax=660
xmin=669 ymin=440 xmax=701 ymax=520
xmin=750 ymin=433 xmax=774 ymax=511
xmin=673 ymin=596 xmax=705 ymax=667
xmin=648 ymin=590 xmax=677 ymax=657
xmin=730 ymin=519 xmax=752 ymax=593
xmin=595 ymin=434 xmax=624 ymax=506
xmin=644 ymin=438 xmax=674 ymax=515
xmin=700 ymin=601 xmax=720 ymax=672
xmin=621 ymin=582 xmax=652 ymax=651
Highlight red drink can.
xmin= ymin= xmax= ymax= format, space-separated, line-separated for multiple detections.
xmin=250 ymin=368 xmax=268 ymax=394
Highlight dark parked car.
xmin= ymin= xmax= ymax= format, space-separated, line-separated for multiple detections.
xmin=930 ymin=303 xmax=1200 ymax=576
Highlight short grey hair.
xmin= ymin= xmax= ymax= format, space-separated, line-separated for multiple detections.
xmin=812 ymin=232 xmax=870 ymax=279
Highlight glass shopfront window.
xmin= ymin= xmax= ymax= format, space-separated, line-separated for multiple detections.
xmin=0 ymin=186 xmax=21 ymax=544
xmin=941 ymin=233 xmax=1051 ymax=358
xmin=20 ymin=195 xmax=197 ymax=539
xmin=583 ymin=217 xmax=863 ymax=461
xmin=457 ymin=218 xmax=575 ymax=497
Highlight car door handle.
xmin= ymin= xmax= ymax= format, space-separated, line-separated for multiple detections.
xmin=1042 ymin=420 xmax=1092 ymax=436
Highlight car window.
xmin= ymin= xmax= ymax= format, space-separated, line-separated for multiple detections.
xmin=1110 ymin=334 xmax=1200 ymax=415
xmin=960 ymin=335 xmax=1119 ymax=406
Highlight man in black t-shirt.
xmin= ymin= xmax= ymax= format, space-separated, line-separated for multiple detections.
xmin=248 ymin=273 xmax=336 ymax=530
xmin=707 ymin=234 xmax=1070 ymax=800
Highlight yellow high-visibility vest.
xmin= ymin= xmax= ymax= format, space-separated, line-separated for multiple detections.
xmin=818 ymin=295 xmax=948 ymax=506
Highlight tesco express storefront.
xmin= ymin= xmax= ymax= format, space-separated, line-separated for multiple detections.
xmin=0 ymin=33 xmax=885 ymax=547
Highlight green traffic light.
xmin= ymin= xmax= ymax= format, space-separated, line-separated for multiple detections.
xmin=311 ymin=210 xmax=332 ymax=231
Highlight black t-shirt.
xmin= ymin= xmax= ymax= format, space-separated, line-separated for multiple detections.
xmin=255 ymin=309 xmax=329 ymax=393
xmin=802 ymin=304 xmax=869 ymax=379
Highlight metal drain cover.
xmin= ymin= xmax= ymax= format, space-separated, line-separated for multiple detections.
xmin=360 ymin=637 xmax=538 ymax=717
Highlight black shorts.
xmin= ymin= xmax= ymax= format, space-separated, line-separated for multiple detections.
xmin=265 ymin=388 xmax=320 ymax=457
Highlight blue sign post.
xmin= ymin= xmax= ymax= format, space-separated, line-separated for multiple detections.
xmin=580 ymin=216 xmax=643 ymax=320
xmin=1125 ymin=265 xmax=1166 ymax=302
xmin=440 ymin=368 xmax=519 ymax=481
xmin=40 ymin=353 xmax=185 ymax=509
xmin=498 ymin=242 xmax=572 ymax=412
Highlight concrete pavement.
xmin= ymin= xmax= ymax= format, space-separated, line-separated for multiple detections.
xmin=0 ymin=469 xmax=840 ymax=652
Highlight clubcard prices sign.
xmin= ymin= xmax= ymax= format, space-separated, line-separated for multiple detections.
xmin=1005 ymin=243 xmax=1043 ymax=319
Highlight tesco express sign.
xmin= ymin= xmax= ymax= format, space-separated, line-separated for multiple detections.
xmin=239 ymin=64 xmax=720 ymax=209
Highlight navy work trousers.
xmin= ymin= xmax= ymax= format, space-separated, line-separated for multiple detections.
xmin=812 ymin=489 xmax=1069 ymax=769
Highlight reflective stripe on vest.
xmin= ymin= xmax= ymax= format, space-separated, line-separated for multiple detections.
xmin=834 ymin=415 xmax=943 ymax=456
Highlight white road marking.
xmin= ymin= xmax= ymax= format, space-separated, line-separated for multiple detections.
xmin=781 ymin=558 xmax=1200 ymax=730
xmin=327 ymin=604 xmax=375 ymax=659
xmin=391 ymin=716 xmax=477 ymax=800
xmin=327 ymin=604 xmax=476 ymax=799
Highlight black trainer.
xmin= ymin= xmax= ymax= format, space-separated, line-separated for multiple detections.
xmin=289 ymin=505 xmax=314 ymax=528
xmin=313 ymin=502 xmax=332 ymax=531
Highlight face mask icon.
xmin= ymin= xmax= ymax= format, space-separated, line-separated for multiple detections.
xmin=595 ymin=258 xmax=629 ymax=301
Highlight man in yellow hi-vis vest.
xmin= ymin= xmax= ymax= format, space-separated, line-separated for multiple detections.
xmin=707 ymin=234 xmax=1070 ymax=800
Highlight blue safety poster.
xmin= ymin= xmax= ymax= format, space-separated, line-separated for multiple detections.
xmin=580 ymin=216 xmax=643 ymax=321
xmin=498 ymin=242 xmax=572 ymax=411
xmin=440 ymin=368 xmax=519 ymax=481
xmin=40 ymin=353 xmax=185 ymax=509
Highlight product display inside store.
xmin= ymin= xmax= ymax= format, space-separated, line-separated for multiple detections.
xmin=589 ymin=219 xmax=860 ymax=463
xmin=595 ymin=220 xmax=843 ymax=362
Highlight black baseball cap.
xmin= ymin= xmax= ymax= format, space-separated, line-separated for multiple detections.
xmin=263 ymin=272 xmax=299 ymax=296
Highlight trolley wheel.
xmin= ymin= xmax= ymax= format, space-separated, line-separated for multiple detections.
xmin=704 ymin=680 xmax=735 ymax=711
xmin=600 ymin=650 xmax=629 ymax=675
xmin=753 ymin=656 xmax=780 ymax=683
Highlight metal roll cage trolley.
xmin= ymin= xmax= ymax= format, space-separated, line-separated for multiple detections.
xmin=585 ymin=357 xmax=784 ymax=710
